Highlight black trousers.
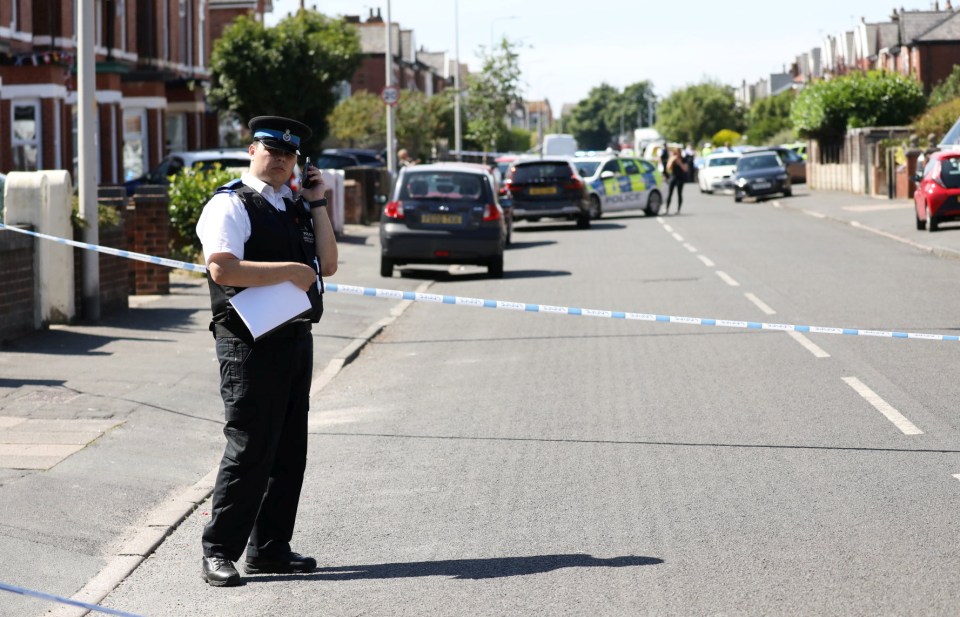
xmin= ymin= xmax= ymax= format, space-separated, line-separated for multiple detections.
xmin=666 ymin=178 xmax=685 ymax=209
xmin=202 ymin=326 xmax=313 ymax=561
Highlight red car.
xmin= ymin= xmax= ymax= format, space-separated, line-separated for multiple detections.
xmin=914 ymin=150 xmax=960 ymax=231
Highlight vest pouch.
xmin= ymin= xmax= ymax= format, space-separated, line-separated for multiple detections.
xmin=307 ymin=281 xmax=324 ymax=322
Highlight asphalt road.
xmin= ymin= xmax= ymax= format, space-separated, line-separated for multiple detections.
xmin=99 ymin=185 xmax=960 ymax=616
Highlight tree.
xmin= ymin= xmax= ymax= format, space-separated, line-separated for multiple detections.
xmin=745 ymin=89 xmax=796 ymax=144
xmin=328 ymin=91 xmax=384 ymax=148
xmin=655 ymin=81 xmax=745 ymax=145
xmin=929 ymin=65 xmax=960 ymax=107
xmin=791 ymin=70 xmax=926 ymax=142
xmin=464 ymin=37 xmax=523 ymax=155
xmin=207 ymin=10 xmax=361 ymax=153
xmin=567 ymin=83 xmax=620 ymax=150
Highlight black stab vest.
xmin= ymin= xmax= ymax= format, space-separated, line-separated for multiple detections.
xmin=207 ymin=180 xmax=323 ymax=339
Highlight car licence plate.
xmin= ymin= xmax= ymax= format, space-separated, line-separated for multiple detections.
xmin=753 ymin=180 xmax=771 ymax=189
xmin=528 ymin=186 xmax=557 ymax=196
xmin=421 ymin=213 xmax=462 ymax=225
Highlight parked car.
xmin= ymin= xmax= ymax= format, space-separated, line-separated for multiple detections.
xmin=573 ymin=154 xmax=663 ymax=218
xmin=314 ymin=148 xmax=384 ymax=169
xmin=124 ymin=148 xmax=252 ymax=195
xmin=732 ymin=152 xmax=792 ymax=202
xmin=749 ymin=146 xmax=806 ymax=184
xmin=913 ymin=150 xmax=960 ymax=232
xmin=698 ymin=152 xmax=742 ymax=194
xmin=503 ymin=158 xmax=591 ymax=228
xmin=379 ymin=162 xmax=506 ymax=278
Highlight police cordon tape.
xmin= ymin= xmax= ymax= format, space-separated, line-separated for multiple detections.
xmin=1 ymin=222 xmax=957 ymax=343
xmin=0 ymin=580 xmax=144 ymax=617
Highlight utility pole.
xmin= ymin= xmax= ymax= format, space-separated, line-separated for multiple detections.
xmin=78 ymin=0 xmax=99 ymax=320
xmin=385 ymin=0 xmax=396 ymax=175
xmin=453 ymin=0 xmax=462 ymax=160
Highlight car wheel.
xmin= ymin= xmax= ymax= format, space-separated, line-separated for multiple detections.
xmin=380 ymin=257 xmax=393 ymax=277
xmin=528 ymin=216 xmax=541 ymax=223
xmin=589 ymin=195 xmax=602 ymax=220
xmin=505 ymin=219 xmax=513 ymax=246
xmin=644 ymin=190 xmax=662 ymax=216
xmin=927 ymin=206 xmax=939 ymax=232
xmin=916 ymin=207 xmax=926 ymax=231
xmin=488 ymin=256 xmax=504 ymax=278
xmin=734 ymin=191 xmax=743 ymax=203
xmin=576 ymin=213 xmax=591 ymax=229
xmin=783 ymin=186 xmax=792 ymax=197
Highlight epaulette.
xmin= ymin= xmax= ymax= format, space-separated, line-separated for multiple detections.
xmin=214 ymin=178 xmax=245 ymax=194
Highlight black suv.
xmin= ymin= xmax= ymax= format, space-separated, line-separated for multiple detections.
xmin=504 ymin=158 xmax=591 ymax=228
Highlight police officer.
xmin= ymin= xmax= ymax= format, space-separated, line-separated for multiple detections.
xmin=195 ymin=116 xmax=338 ymax=587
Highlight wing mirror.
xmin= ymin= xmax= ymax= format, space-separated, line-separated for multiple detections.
xmin=600 ymin=171 xmax=615 ymax=179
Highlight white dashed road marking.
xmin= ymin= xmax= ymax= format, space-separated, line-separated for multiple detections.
xmin=744 ymin=292 xmax=776 ymax=315
xmin=682 ymin=243 xmax=697 ymax=253
xmin=804 ymin=210 xmax=827 ymax=219
xmin=842 ymin=377 xmax=923 ymax=435
xmin=715 ymin=271 xmax=740 ymax=287
xmin=697 ymin=255 xmax=715 ymax=267
xmin=787 ymin=331 xmax=831 ymax=358
xmin=672 ymin=232 xmax=684 ymax=242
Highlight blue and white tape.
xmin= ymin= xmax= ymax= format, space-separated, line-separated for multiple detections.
xmin=2 ymin=222 xmax=957 ymax=342
xmin=0 ymin=580 xmax=143 ymax=617
xmin=0 ymin=222 xmax=206 ymax=273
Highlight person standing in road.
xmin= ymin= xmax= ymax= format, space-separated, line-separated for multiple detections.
xmin=664 ymin=147 xmax=689 ymax=215
xmin=659 ymin=141 xmax=669 ymax=177
xmin=195 ymin=115 xmax=338 ymax=587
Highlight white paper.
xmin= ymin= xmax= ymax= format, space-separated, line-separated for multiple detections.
xmin=228 ymin=281 xmax=311 ymax=340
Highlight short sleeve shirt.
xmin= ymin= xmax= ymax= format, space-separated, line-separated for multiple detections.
xmin=196 ymin=173 xmax=296 ymax=263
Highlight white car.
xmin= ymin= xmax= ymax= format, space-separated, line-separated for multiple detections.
xmin=698 ymin=151 xmax=742 ymax=194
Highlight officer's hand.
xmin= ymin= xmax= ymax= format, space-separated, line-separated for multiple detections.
xmin=301 ymin=168 xmax=326 ymax=202
xmin=290 ymin=263 xmax=318 ymax=291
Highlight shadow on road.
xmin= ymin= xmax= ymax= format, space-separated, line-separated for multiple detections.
xmin=247 ymin=554 xmax=663 ymax=583
xmin=398 ymin=268 xmax=570 ymax=281
xmin=514 ymin=222 xmax=625 ymax=233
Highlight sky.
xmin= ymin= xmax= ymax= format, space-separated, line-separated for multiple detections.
xmin=266 ymin=1 xmax=914 ymax=115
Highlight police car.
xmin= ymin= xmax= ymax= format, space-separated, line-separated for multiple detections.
xmin=572 ymin=155 xmax=664 ymax=219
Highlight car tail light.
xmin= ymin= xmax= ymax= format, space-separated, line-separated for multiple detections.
xmin=435 ymin=250 xmax=450 ymax=257
xmin=564 ymin=176 xmax=583 ymax=190
xmin=482 ymin=203 xmax=502 ymax=222
xmin=384 ymin=200 xmax=405 ymax=219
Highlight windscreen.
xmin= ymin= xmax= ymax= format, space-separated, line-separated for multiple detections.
xmin=511 ymin=162 xmax=572 ymax=183
xmin=737 ymin=154 xmax=781 ymax=171
xmin=574 ymin=161 xmax=601 ymax=177
xmin=399 ymin=172 xmax=490 ymax=201
xmin=940 ymin=157 xmax=960 ymax=188
xmin=708 ymin=157 xmax=739 ymax=167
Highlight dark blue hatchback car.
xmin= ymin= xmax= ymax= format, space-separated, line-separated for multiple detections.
xmin=379 ymin=163 xmax=506 ymax=278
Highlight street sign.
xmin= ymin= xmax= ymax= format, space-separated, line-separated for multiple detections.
xmin=381 ymin=86 xmax=400 ymax=106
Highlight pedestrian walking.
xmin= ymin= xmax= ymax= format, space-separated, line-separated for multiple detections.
xmin=194 ymin=115 xmax=338 ymax=587
xmin=664 ymin=147 xmax=689 ymax=215
xmin=659 ymin=141 xmax=669 ymax=177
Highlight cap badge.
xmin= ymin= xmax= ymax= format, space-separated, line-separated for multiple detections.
xmin=283 ymin=129 xmax=292 ymax=142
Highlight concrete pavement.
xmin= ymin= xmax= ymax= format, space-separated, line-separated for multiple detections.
xmin=0 ymin=223 xmax=432 ymax=617
xmin=0 ymin=187 xmax=956 ymax=616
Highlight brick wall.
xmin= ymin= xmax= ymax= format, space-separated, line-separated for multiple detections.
xmin=0 ymin=225 xmax=37 ymax=345
xmin=73 ymin=187 xmax=131 ymax=317
xmin=126 ymin=185 xmax=171 ymax=295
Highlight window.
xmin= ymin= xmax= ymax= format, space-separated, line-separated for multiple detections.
xmin=166 ymin=113 xmax=187 ymax=152
xmin=601 ymin=160 xmax=620 ymax=175
xmin=123 ymin=110 xmax=148 ymax=181
xmin=12 ymin=101 xmax=41 ymax=171
xmin=622 ymin=160 xmax=640 ymax=175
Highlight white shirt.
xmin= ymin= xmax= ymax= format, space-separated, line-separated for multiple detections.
xmin=196 ymin=172 xmax=298 ymax=263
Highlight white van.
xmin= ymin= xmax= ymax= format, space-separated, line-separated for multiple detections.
xmin=542 ymin=134 xmax=578 ymax=157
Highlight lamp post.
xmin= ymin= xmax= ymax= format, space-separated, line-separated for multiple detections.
xmin=385 ymin=0 xmax=396 ymax=174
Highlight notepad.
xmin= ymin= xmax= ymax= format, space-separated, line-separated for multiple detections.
xmin=228 ymin=281 xmax=312 ymax=341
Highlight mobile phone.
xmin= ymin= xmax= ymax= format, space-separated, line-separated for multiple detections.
xmin=301 ymin=157 xmax=317 ymax=189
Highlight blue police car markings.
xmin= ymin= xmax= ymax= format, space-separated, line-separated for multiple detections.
xmin=2 ymin=222 xmax=958 ymax=343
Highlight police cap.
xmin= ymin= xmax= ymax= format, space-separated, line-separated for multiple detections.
xmin=248 ymin=115 xmax=312 ymax=155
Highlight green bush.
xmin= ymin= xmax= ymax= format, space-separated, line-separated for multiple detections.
xmin=911 ymin=98 xmax=960 ymax=147
xmin=791 ymin=71 xmax=926 ymax=141
xmin=168 ymin=164 xmax=241 ymax=263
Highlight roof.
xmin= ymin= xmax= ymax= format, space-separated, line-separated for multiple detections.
xmin=916 ymin=10 xmax=960 ymax=41
xmin=402 ymin=162 xmax=493 ymax=175
xmin=899 ymin=10 xmax=953 ymax=44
